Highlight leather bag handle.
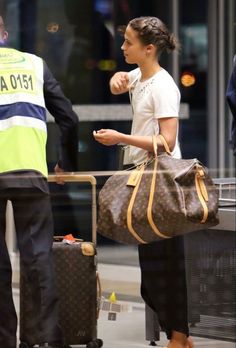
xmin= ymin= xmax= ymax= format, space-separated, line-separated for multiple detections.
xmin=152 ymin=134 xmax=171 ymax=155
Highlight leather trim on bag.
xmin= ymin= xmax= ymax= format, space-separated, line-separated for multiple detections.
xmin=147 ymin=157 xmax=171 ymax=239
xmin=195 ymin=169 xmax=209 ymax=223
xmin=127 ymin=164 xmax=147 ymax=243
xmin=127 ymin=165 xmax=144 ymax=187
xmin=81 ymin=242 xmax=95 ymax=256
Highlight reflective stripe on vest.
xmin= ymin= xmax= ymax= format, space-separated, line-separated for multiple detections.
xmin=0 ymin=48 xmax=48 ymax=177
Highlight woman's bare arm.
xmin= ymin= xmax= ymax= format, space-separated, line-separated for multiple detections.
xmin=93 ymin=117 xmax=178 ymax=153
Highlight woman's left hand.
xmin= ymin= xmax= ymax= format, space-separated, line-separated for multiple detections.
xmin=93 ymin=129 xmax=122 ymax=146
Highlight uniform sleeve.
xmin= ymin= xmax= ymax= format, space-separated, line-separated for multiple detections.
xmin=152 ymin=82 xmax=180 ymax=119
xmin=43 ymin=61 xmax=79 ymax=171
xmin=226 ymin=62 xmax=236 ymax=155
xmin=226 ymin=63 xmax=236 ymax=120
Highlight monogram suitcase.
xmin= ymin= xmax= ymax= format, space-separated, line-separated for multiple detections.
xmin=19 ymin=174 xmax=103 ymax=348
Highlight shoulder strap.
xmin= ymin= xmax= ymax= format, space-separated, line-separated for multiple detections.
xmin=128 ymin=71 xmax=141 ymax=111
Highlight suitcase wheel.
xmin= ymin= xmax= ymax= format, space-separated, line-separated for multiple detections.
xmin=86 ymin=338 xmax=103 ymax=348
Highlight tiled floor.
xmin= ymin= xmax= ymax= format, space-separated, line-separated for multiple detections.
xmin=10 ymin=250 xmax=236 ymax=348
xmin=13 ymin=287 xmax=236 ymax=348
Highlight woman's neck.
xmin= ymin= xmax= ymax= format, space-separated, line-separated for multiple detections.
xmin=139 ymin=61 xmax=161 ymax=82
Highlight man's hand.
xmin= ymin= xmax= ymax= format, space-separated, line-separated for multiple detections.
xmin=93 ymin=129 xmax=122 ymax=146
xmin=54 ymin=163 xmax=65 ymax=185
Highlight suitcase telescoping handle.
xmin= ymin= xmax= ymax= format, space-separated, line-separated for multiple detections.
xmin=48 ymin=174 xmax=97 ymax=246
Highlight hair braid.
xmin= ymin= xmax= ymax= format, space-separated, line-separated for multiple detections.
xmin=128 ymin=16 xmax=179 ymax=57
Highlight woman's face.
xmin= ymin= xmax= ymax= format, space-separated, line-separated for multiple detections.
xmin=121 ymin=25 xmax=147 ymax=65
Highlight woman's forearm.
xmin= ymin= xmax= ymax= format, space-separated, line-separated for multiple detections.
xmin=93 ymin=128 xmax=175 ymax=152
xmin=120 ymin=133 xmax=175 ymax=153
xmin=119 ymin=134 xmax=158 ymax=153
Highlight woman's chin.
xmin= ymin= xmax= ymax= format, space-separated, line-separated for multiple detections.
xmin=125 ymin=57 xmax=134 ymax=64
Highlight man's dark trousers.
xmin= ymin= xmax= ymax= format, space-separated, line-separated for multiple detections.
xmin=0 ymin=187 xmax=63 ymax=348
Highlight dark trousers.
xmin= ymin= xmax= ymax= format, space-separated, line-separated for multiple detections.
xmin=0 ymin=188 xmax=63 ymax=348
xmin=138 ymin=235 xmax=189 ymax=340
xmin=145 ymin=303 xmax=160 ymax=342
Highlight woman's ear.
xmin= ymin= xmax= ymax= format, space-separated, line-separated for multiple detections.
xmin=146 ymin=44 xmax=155 ymax=56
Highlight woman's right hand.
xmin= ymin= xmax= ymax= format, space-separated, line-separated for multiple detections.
xmin=93 ymin=129 xmax=122 ymax=146
xmin=110 ymin=72 xmax=129 ymax=94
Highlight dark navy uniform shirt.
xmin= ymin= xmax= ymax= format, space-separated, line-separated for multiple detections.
xmin=226 ymin=57 xmax=236 ymax=156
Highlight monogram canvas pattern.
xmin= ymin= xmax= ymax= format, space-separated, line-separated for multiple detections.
xmin=53 ymin=243 xmax=97 ymax=345
xmin=20 ymin=242 xmax=97 ymax=346
xmin=97 ymin=154 xmax=219 ymax=245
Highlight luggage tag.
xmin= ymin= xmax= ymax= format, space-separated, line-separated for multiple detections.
xmin=126 ymin=163 xmax=145 ymax=187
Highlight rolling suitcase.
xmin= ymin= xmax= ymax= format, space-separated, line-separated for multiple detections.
xmin=19 ymin=174 xmax=103 ymax=348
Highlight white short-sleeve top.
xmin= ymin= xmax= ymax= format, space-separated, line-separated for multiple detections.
xmin=123 ymin=67 xmax=181 ymax=165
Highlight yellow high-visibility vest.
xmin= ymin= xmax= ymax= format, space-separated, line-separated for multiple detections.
xmin=0 ymin=47 xmax=48 ymax=177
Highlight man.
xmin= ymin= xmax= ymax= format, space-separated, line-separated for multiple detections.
xmin=0 ymin=14 xmax=78 ymax=348
xmin=226 ymin=55 xmax=236 ymax=156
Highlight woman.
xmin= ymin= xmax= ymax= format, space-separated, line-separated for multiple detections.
xmin=93 ymin=16 xmax=193 ymax=348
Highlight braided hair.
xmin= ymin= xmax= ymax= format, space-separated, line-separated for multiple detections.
xmin=128 ymin=16 xmax=179 ymax=57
